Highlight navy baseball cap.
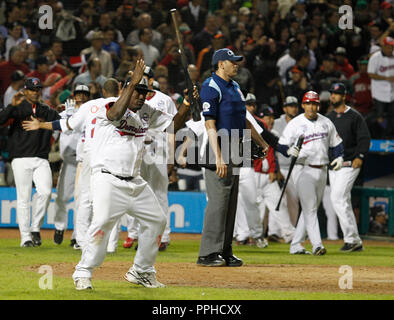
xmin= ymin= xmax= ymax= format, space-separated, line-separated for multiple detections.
xmin=329 ymin=83 xmax=346 ymax=95
xmin=212 ymin=48 xmax=243 ymax=66
xmin=24 ymin=77 xmax=43 ymax=90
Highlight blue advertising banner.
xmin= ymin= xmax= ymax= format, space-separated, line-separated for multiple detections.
xmin=0 ymin=188 xmax=206 ymax=234
xmin=369 ymin=140 xmax=394 ymax=153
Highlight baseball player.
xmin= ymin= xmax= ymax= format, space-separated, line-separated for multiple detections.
xmin=273 ymin=96 xmax=300 ymax=226
xmin=122 ymin=67 xmax=178 ymax=251
xmin=71 ymin=60 xmax=195 ymax=290
xmin=277 ymin=91 xmax=344 ymax=255
xmin=0 ymin=77 xmax=60 ymax=247
xmin=53 ymin=85 xmax=91 ymax=245
xmin=326 ymin=83 xmax=370 ymax=252
xmin=23 ymin=80 xmax=121 ymax=252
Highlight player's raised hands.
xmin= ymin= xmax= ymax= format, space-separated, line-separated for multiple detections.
xmin=22 ymin=115 xmax=40 ymax=131
xmin=130 ymin=59 xmax=146 ymax=86
xmin=183 ymin=86 xmax=199 ymax=105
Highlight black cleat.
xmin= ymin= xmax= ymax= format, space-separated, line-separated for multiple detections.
xmin=54 ymin=229 xmax=64 ymax=245
xmin=223 ymin=255 xmax=243 ymax=267
xmin=197 ymin=253 xmax=226 ymax=267
xmin=31 ymin=232 xmax=41 ymax=247
xmin=22 ymin=240 xmax=34 ymax=247
xmin=313 ymin=247 xmax=327 ymax=256
xmin=70 ymin=239 xmax=77 ymax=247
xmin=340 ymin=243 xmax=363 ymax=252
xmin=159 ymin=242 xmax=169 ymax=251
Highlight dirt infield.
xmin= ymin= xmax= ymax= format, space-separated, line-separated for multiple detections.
xmin=6 ymin=228 xmax=391 ymax=295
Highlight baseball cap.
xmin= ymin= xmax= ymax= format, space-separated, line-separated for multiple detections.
xmin=144 ymin=66 xmax=154 ymax=79
xmin=24 ymin=77 xmax=43 ymax=90
xmin=358 ymin=56 xmax=369 ymax=64
xmin=288 ymin=37 xmax=300 ymax=47
xmin=212 ymin=48 xmax=243 ymax=66
xmin=152 ymin=80 xmax=160 ymax=90
xmin=260 ymin=105 xmax=275 ymax=117
xmin=302 ymin=91 xmax=320 ymax=103
xmin=36 ymin=55 xmax=49 ymax=65
xmin=383 ymin=36 xmax=394 ymax=46
xmin=74 ymin=84 xmax=90 ymax=95
xmin=329 ymin=82 xmax=346 ymax=95
xmin=380 ymin=1 xmax=392 ymax=9
xmin=291 ymin=65 xmax=302 ymax=73
xmin=284 ymin=96 xmax=298 ymax=106
xmin=239 ymin=7 xmax=250 ymax=15
xmin=213 ymin=31 xmax=225 ymax=40
xmin=11 ymin=70 xmax=25 ymax=82
xmin=135 ymin=77 xmax=154 ymax=93
xmin=335 ymin=47 xmax=347 ymax=55
xmin=245 ymin=93 xmax=256 ymax=103
xmin=91 ymin=31 xmax=104 ymax=41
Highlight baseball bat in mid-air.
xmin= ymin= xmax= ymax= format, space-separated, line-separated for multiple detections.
xmin=275 ymin=135 xmax=304 ymax=211
xmin=170 ymin=8 xmax=201 ymax=122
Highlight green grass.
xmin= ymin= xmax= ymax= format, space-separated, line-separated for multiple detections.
xmin=0 ymin=237 xmax=393 ymax=300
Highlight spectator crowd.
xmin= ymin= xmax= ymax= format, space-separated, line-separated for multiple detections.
xmin=0 ymin=0 xmax=393 ymax=189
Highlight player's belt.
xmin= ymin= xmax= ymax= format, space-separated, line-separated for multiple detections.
xmin=101 ymin=169 xmax=134 ymax=182
xmin=308 ymin=164 xmax=326 ymax=169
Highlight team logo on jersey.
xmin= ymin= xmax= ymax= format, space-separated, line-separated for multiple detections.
xmin=203 ymin=102 xmax=210 ymax=112
xmin=142 ymin=113 xmax=149 ymax=123
xmin=90 ymin=105 xmax=99 ymax=113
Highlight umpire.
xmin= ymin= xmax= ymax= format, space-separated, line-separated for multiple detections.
xmin=197 ymin=48 xmax=268 ymax=267
xmin=326 ymin=83 xmax=370 ymax=252
xmin=0 ymin=77 xmax=60 ymax=247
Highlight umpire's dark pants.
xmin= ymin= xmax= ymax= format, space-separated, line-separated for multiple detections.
xmin=198 ymin=165 xmax=240 ymax=258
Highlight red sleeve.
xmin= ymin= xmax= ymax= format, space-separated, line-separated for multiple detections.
xmin=267 ymin=146 xmax=276 ymax=173
xmin=159 ymin=54 xmax=173 ymax=66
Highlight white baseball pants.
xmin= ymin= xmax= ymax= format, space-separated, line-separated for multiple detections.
xmin=329 ymin=167 xmax=362 ymax=244
xmin=126 ymin=161 xmax=170 ymax=242
xmin=74 ymin=156 xmax=93 ymax=248
xmin=290 ymin=165 xmax=326 ymax=253
xmin=322 ymin=185 xmax=339 ymax=240
xmin=73 ymin=171 xmax=166 ymax=279
xmin=53 ymin=161 xmax=77 ymax=231
xmin=280 ymin=168 xmax=299 ymax=226
xmin=11 ymin=157 xmax=52 ymax=246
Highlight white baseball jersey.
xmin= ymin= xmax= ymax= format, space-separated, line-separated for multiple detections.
xmin=279 ymin=113 xmax=342 ymax=165
xmin=144 ymin=90 xmax=178 ymax=163
xmin=367 ymin=50 xmax=394 ymax=102
xmin=59 ymin=97 xmax=118 ymax=163
xmin=90 ymin=102 xmax=174 ymax=177
xmin=273 ymin=114 xmax=291 ymax=170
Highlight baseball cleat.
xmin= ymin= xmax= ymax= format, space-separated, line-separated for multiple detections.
xmin=196 ymin=253 xmax=226 ymax=267
xmin=159 ymin=242 xmax=169 ymax=251
xmin=224 ymin=255 xmax=243 ymax=267
xmin=313 ymin=247 xmax=327 ymax=256
xmin=291 ymin=249 xmax=312 ymax=255
xmin=254 ymin=237 xmax=269 ymax=248
xmin=73 ymin=243 xmax=82 ymax=250
xmin=74 ymin=277 xmax=93 ymax=290
xmin=123 ymin=237 xmax=137 ymax=249
xmin=235 ymin=239 xmax=248 ymax=246
xmin=267 ymin=234 xmax=281 ymax=243
xmin=22 ymin=240 xmax=35 ymax=248
xmin=70 ymin=239 xmax=77 ymax=247
xmin=54 ymin=229 xmax=64 ymax=245
xmin=31 ymin=232 xmax=41 ymax=247
xmin=124 ymin=269 xmax=165 ymax=288
xmin=340 ymin=243 xmax=363 ymax=252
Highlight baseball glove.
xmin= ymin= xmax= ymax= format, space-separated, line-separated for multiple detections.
xmin=251 ymin=142 xmax=267 ymax=160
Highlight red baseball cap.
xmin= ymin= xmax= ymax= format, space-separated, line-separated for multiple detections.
xmin=380 ymin=1 xmax=392 ymax=9
xmin=302 ymin=91 xmax=320 ymax=104
xmin=383 ymin=36 xmax=394 ymax=46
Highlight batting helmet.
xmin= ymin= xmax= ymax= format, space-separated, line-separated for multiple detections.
xmin=302 ymin=91 xmax=320 ymax=104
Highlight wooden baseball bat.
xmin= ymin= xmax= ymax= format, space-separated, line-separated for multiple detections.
xmin=170 ymin=8 xmax=201 ymax=122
